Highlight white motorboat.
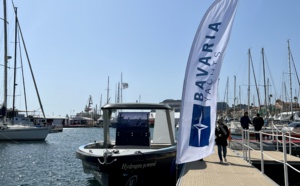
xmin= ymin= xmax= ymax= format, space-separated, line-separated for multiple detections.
xmin=76 ymin=103 xmax=177 ymax=186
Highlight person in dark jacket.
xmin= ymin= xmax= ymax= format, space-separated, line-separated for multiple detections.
xmin=240 ymin=112 xmax=252 ymax=138
xmin=215 ymin=118 xmax=229 ymax=163
xmin=252 ymin=113 xmax=264 ymax=141
xmin=240 ymin=112 xmax=252 ymax=129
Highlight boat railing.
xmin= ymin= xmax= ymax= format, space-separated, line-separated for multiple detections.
xmin=236 ymin=122 xmax=300 ymax=186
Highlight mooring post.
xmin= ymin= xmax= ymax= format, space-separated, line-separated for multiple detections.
xmin=247 ymin=130 xmax=250 ymax=163
xmin=260 ymin=132 xmax=264 ymax=174
xmin=289 ymin=131 xmax=291 ymax=155
xmin=282 ymin=132 xmax=289 ymax=186
xmin=242 ymin=129 xmax=245 ymax=160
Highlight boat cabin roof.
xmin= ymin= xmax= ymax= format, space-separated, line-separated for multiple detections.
xmin=101 ymin=103 xmax=171 ymax=110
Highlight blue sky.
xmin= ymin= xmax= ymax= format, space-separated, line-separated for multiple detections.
xmin=1 ymin=0 xmax=299 ymax=117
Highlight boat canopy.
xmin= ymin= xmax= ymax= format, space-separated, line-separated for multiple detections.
xmin=102 ymin=103 xmax=172 ymax=110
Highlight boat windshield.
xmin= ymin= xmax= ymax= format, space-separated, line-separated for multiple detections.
xmin=117 ymin=112 xmax=149 ymax=128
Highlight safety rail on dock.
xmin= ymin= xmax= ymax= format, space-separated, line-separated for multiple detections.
xmin=237 ymin=122 xmax=300 ymax=186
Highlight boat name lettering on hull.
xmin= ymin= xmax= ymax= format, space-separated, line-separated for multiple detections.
xmin=83 ymin=161 xmax=100 ymax=171
xmin=121 ymin=162 xmax=157 ymax=170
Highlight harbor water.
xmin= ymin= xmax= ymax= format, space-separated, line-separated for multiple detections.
xmin=0 ymin=128 xmax=112 ymax=186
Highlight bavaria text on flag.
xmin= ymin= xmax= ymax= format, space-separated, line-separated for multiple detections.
xmin=176 ymin=0 xmax=239 ymax=164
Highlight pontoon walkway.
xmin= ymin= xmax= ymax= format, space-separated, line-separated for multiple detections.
xmin=176 ymin=146 xmax=278 ymax=186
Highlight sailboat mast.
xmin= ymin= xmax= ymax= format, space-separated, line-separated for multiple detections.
xmin=284 ymin=82 xmax=288 ymax=103
xmin=115 ymin=83 xmax=117 ymax=103
xmin=267 ymin=78 xmax=270 ymax=114
xmin=12 ymin=7 xmax=18 ymax=122
xmin=239 ymin=85 xmax=241 ymax=110
xmin=290 ymin=51 xmax=300 ymax=90
xmin=250 ymin=48 xmax=261 ymax=111
xmin=247 ymin=49 xmax=250 ymax=113
xmin=106 ymin=76 xmax=110 ymax=104
xmin=99 ymin=94 xmax=102 ymax=115
xmin=233 ymin=75 xmax=236 ymax=120
xmin=3 ymin=0 xmax=8 ymax=122
xmin=121 ymin=73 xmax=123 ymax=103
xmin=262 ymin=48 xmax=267 ymax=116
xmin=16 ymin=18 xmax=46 ymax=118
xmin=226 ymin=77 xmax=229 ymax=111
xmin=288 ymin=40 xmax=293 ymax=114
xmin=225 ymin=77 xmax=229 ymax=118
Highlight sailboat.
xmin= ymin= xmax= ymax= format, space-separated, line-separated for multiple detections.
xmin=272 ymin=40 xmax=300 ymax=123
xmin=0 ymin=0 xmax=49 ymax=141
xmin=229 ymin=49 xmax=254 ymax=135
xmin=229 ymin=48 xmax=272 ymax=136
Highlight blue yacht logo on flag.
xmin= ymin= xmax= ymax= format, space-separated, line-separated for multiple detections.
xmin=189 ymin=104 xmax=210 ymax=147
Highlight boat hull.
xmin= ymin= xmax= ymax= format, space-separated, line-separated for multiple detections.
xmin=0 ymin=127 xmax=49 ymax=141
xmin=76 ymin=145 xmax=177 ymax=186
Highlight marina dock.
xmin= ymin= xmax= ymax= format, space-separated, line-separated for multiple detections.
xmin=177 ymin=133 xmax=300 ymax=186
xmin=176 ymin=145 xmax=278 ymax=186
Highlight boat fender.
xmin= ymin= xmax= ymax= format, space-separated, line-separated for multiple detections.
xmin=228 ymin=128 xmax=232 ymax=142
xmin=113 ymin=149 xmax=119 ymax=154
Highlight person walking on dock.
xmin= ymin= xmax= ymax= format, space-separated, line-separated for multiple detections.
xmin=252 ymin=113 xmax=264 ymax=142
xmin=215 ymin=118 xmax=229 ymax=163
xmin=240 ymin=112 xmax=252 ymax=138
